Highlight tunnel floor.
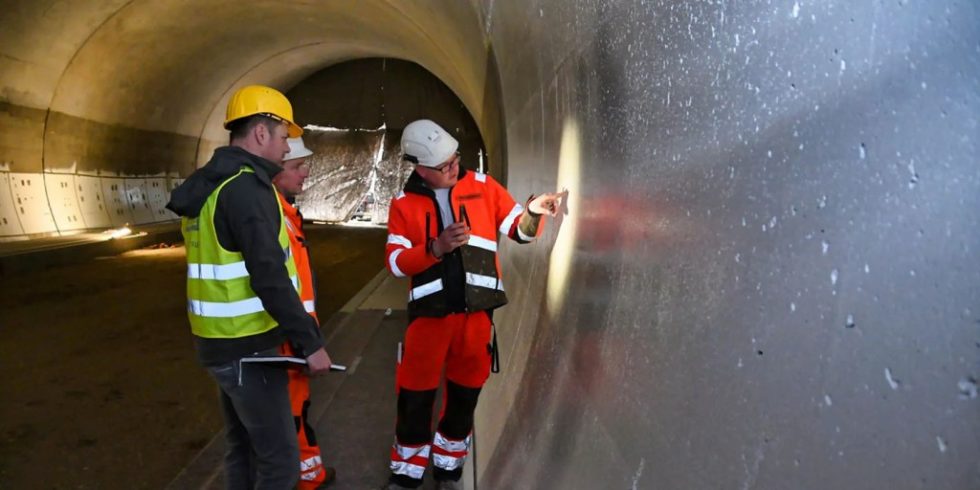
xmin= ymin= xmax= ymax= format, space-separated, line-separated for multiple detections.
xmin=0 ymin=224 xmax=387 ymax=489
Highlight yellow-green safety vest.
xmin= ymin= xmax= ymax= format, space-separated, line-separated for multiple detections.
xmin=182 ymin=167 xmax=299 ymax=338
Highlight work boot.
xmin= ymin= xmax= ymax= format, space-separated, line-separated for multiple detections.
xmin=435 ymin=479 xmax=464 ymax=490
xmin=314 ymin=467 xmax=337 ymax=489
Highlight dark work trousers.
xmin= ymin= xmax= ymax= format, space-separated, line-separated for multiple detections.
xmin=208 ymin=349 xmax=299 ymax=490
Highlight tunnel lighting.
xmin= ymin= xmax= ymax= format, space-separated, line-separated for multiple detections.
xmin=103 ymin=226 xmax=132 ymax=239
xmin=546 ymin=118 xmax=581 ymax=320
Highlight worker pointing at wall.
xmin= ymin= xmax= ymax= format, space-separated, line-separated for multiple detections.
xmin=382 ymin=119 xmax=562 ymax=489
xmin=166 ymin=85 xmax=332 ymax=489
xmin=272 ymin=137 xmax=337 ymax=489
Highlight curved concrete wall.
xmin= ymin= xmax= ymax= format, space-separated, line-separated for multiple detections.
xmin=0 ymin=0 xmax=500 ymax=238
xmin=1 ymin=1 xmax=978 ymax=488
xmin=480 ymin=1 xmax=980 ymax=488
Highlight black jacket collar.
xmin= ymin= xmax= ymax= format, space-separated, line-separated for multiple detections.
xmin=403 ymin=166 xmax=469 ymax=197
xmin=166 ymin=146 xmax=282 ymax=218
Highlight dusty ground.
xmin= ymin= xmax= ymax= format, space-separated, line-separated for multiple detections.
xmin=0 ymin=224 xmax=386 ymax=490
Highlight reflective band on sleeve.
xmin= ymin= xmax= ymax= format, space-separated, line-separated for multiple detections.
xmin=303 ymin=300 xmax=315 ymax=313
xmin=499 ymin=203 xmax=524 ymax=234
xmin=409 ymin=279 xmax=444 ymax=301
xmin=517 ymin=225 xmax=536 ymax=242
xmin=189 ymin=297 xmax=265 ymax=318
xmin=467 ymin=235 xmax=497 ymax=252
xmin=390 ymin=461 xmax=426 ymax=479
xmin=300 ymin=470 xmax=321 ymax=482
xmin=465 ymin=272 xmax=503 ymax=291
xmin=187 ymin=261 xmax=249 ymax=280
xmin=389 ymin=249 xmax=406 ymax=277
xmin=387 ymin=234 xmax=413 ymax=248
xmin=395 ymin=191 xmax=406 ymax=200
xmin=475 ymin=172 xmax=487 ymax=183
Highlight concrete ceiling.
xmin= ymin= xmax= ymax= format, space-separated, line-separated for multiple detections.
xmin=0 ymin=0 xmax=496 ymax=155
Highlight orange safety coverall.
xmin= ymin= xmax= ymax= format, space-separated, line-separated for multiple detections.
xmin=277 ymin=193 xmax=328 ymax=489
xmin=384 ymin=168 xmax=544 ymax=486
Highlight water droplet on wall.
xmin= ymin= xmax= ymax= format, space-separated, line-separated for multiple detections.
xmin=885 ymin=368 xmax=901 ymax=390
xmin=958 ymin=377 xmax=978 ymax=399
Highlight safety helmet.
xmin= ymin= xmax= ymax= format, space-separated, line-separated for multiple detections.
xmin=224 ymin=85 xmax=303 ymax=138
xmin=401 ymin=119 xmax=458 ymax=167
xmin=284 ymin=137 xmax=313 ymax=160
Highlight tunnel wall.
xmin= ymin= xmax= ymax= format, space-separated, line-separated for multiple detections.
xmin=475 ymin=0 xmax=980 ymax=488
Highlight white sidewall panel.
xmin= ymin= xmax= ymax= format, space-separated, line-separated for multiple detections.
xmin=145 ymin=178 xmax=171 ymax=223
xmin=125 ymin=178 xmax=155 ymax=225
xmin=0 ymin=173 xmax=25 ymax=236
xmin=44 ymin=173 xmax=85 ymax=231
xmin=76 ymin=175 xmax=112 ymax=229
xmin=9 ymin=173 xmax=56 ymax=235
xmin=101 ymin=177 xmax=133 ymax=227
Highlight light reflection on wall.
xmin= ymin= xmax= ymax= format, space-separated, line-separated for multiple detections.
xmin=546 ymin=118 xmax=581 ymax=320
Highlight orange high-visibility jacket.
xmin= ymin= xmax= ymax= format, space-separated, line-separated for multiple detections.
xmin=279 ymin=194 xmax=318 ymax=323
xmin=385 ymin=168 xmax=541 ymax=318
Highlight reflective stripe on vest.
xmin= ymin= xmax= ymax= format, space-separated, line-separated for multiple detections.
xmin=182 ymin=167 xmax=298 ymax=339
xmin=408 ymin=278 xmax=443 ymax=301
xmin=465 ymin=272 xmax=504 ymax=291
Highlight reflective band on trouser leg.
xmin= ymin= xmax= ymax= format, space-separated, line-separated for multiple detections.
xmin=390 ymin=443 xmax=430 ymax=480
xmin=303 ymin=300 xmax=315 ymax=313
xmin=431 ymin=431 xmax=471 ymax=471
xmin=299 ymin=455 xmax=323 ymax=482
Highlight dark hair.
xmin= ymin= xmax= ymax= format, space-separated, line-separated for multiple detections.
xmin=228 ymin=115 xmax=281 ymax=141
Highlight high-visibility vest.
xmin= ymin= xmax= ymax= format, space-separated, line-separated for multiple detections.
xmin=278 ymin=193 xmax=318 ymax=322
xmin=182 ymin=167 xmax=299 ymax=338
xmin=385 ymin=168 xmax=540 ymax=318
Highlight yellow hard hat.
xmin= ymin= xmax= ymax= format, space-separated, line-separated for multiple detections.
xmin=224 ymin=85 xmax=303 ymax=137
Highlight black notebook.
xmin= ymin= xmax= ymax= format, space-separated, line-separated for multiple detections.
xmin=240 ymin=356 xmax=346 ymax=371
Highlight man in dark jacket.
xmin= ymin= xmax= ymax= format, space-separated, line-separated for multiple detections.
xmin=166 ymin=85 xmax=331 ymax=490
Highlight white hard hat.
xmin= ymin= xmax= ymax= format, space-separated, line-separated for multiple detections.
xmin=284 ymin=137 xmax=313 ymax=160
xmin=401 ymin=119 xmax=458 ymax=167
